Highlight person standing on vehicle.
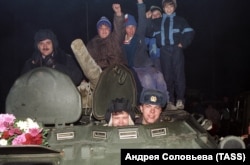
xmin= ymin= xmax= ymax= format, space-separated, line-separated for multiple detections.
xmin=105 ymin=98 xmax=135 ymax=126
xmin=145 ymin=5 xmax=163 ymax=72
xmin=21 ymin=29 xmax=83 ymax=86
xmin=135 ymin=88 xmax=167 ymax=125
xmin=146 ymin=0 xmax=195 ymax=110
xmin=122 ymin=0 xmax=169 ymax=104
xmin=71 ymin=3 xmax=128 ymax=108
xmin=86 ymin=3 xmax=127 ymax=70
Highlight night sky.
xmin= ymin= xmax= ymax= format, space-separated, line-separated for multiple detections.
xmin=0 ymin=0 xmax=250 ymax=113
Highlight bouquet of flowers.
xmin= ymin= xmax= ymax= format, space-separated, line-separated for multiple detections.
xmin=0 ymin=113 xmax=49 ymax=146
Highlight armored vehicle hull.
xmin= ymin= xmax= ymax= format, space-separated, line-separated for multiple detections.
xmin=0 ymin=65 xmax=245 ymax=165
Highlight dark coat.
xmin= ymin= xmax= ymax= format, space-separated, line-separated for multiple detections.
xmin=146 ymin=12 xmax=195 ymax=49
xmin=122 ymin=3 xmax=153 ymax=68
xmin=21 ymin=49 xmax=83 ymax=86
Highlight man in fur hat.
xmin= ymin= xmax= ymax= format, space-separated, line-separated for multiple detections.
xmin=105 ymin=98 xmax=135 ymax=127
xmin=21 ymin=29 xmax=83 ymax=86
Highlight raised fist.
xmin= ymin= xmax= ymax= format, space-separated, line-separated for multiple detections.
xmin=112 ymin=3 xmax=122 ymax=16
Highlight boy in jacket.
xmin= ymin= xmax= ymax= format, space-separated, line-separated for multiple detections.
xmin=146 ymin=0 xmax=195 ymax=110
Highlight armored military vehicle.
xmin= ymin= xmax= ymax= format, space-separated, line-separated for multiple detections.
xmin=0 ymin=65 xmax=245 ymax=165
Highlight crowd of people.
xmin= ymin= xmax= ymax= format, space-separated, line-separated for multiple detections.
xmin=20 ymin=0 xmax=194 ymax=126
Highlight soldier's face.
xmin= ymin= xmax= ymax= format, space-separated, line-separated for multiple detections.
xmin=140 ymin=104 xmax=162 ymax=125
xmin=98 ymin=24 xmax=111 ymax=39
xmin=37 ymin=39 xmax=53 ymax=56
xmin=112 ymin=111 xmax=130 ymax=127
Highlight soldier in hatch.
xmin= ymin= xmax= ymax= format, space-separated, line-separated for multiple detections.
xmin=135 ymin=88 xmax=167 ymax=125
xmin=105 ymin=98 xmax=135 ymax=127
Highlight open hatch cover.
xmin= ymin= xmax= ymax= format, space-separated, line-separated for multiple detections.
xmin=92 ymin=64 xmax=137 ymax=120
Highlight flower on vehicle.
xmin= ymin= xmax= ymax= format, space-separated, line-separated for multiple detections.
xmin=0 ymin=113 xmax=49 ymax=146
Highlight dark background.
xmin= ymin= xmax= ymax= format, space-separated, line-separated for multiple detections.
xmin=0 ymin=0 xmax=250 ymax=113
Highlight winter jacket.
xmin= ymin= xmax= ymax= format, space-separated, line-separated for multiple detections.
xmin=21 ymin=49 xmax=83 ymax=86
xmin=87 ymin=14 xmax=127 ymax=70
xmin=146 ymin=12 xmax=195 ymax=49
